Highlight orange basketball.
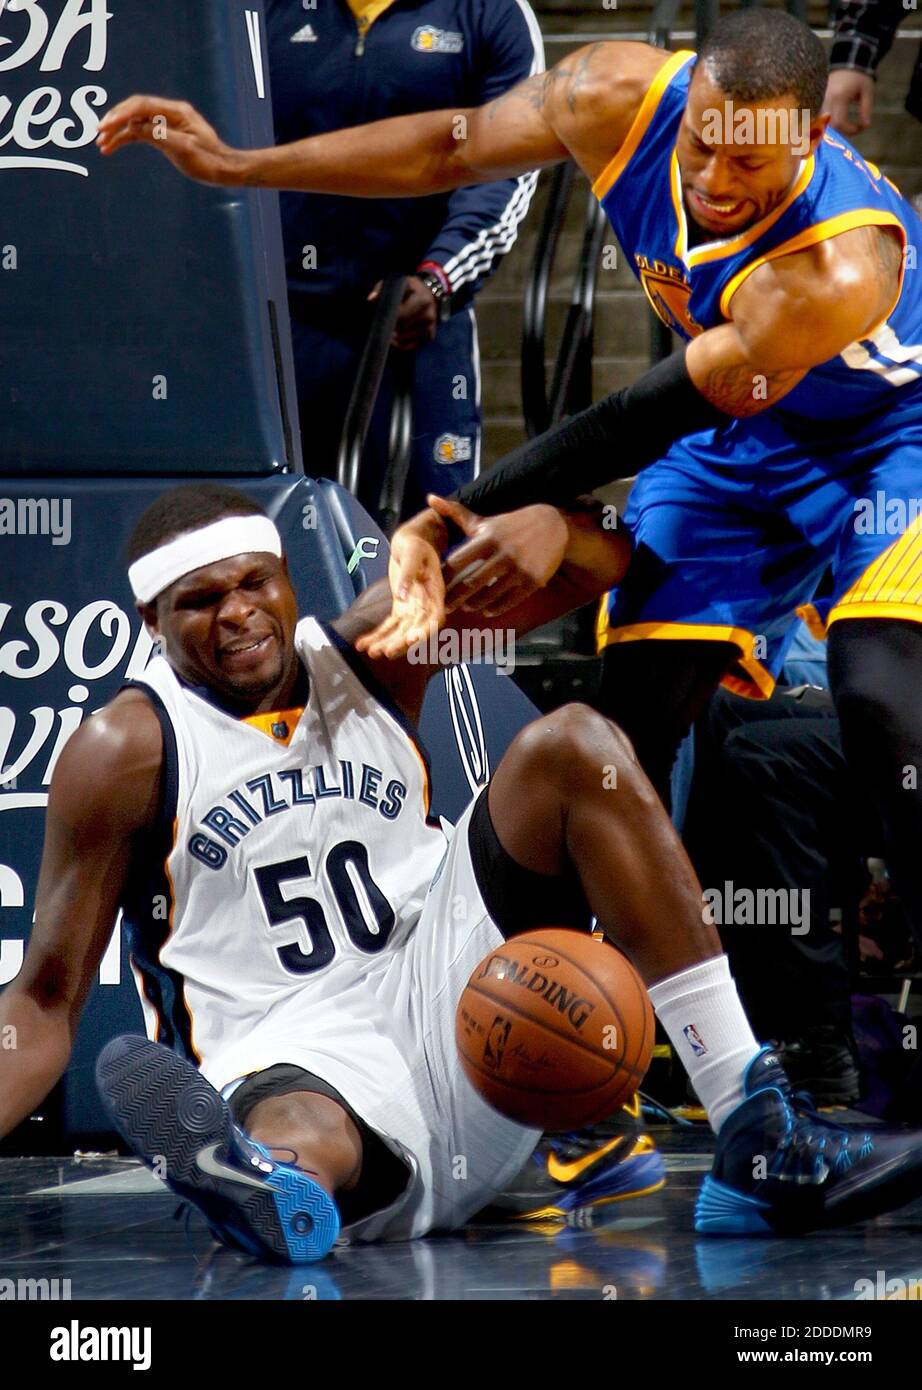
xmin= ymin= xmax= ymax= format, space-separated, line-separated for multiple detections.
xmin=456 ymin=928 xmax=654 ymax=1131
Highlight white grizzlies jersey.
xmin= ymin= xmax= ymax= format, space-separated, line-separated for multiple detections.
xmin=121 ymin=616 xmax=449 ymax=1077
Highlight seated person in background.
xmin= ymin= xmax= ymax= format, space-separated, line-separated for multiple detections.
xmin=683 ymin=623 xmax=920 ymax=1113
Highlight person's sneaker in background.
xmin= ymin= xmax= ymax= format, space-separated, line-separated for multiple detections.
xmin=771 ymin=1024 xmax=861 ymax=1106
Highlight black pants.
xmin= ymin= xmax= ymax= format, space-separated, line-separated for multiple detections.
xmin=682 ymin=686 xmax=867 ymax=1039
xmin=289 ymin=305 xmax=479 ymax=522
xmin=597 ymin=621 xmax=922 ymax=1035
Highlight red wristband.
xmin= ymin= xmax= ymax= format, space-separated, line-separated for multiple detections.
xmin=416 ymin=260 xmax=452 ymax=296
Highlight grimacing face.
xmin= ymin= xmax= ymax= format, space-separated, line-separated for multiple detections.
xmin=140 ymin=549 xmax=300 ymax=711
xmin=676 ymin=66 xmax=829 ymax=238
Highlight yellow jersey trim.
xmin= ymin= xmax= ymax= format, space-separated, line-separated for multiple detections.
xmin=718 ymin=209 xmax=906 ymax=320
xmin=592 ymin=50 xmax=696 ymax=201
xmin=409 ymin=740 xmax=433 ymax=818
xmin=595 ymin=615 xmax=775 ymax=699
xmin=676 ymin=155 xmax=816 ymax=268
xmin=240 ymin=705 xmax=306 ymax=747
xmin=829 ymin=601 xmax=922 ymax=628
xmin=720 ymin=671 xmax=772 ymax=700
xmin=846 ymin=512 xmax=922 ymax=604
xmin=669 ymin=150 xmax=685 ymax=260
xmin=595 ymin=592 xmax=613 ymax=651
xmin=798 ymin=518 xmax=922 ymax=637
xmin=796 ymin=603 xmax=827 ymax=641
xmin=802 ymin=600 xmax=922 ymax=637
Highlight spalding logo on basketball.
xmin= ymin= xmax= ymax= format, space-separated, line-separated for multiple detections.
xmin=455 ymin=928 xmax=654 ymax=1131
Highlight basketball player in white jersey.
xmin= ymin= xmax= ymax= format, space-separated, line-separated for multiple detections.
xmin=4 ymin=483 xmax=922 ymax=1263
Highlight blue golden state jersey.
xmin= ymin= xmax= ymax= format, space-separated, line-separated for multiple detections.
xmin=593 ymin=49 xmax=922 ymax=421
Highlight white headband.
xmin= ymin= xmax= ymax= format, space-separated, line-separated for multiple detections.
xmin=128 ymin=515 xmax=284 ymax=604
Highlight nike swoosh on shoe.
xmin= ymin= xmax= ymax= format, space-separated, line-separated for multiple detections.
xmin=194 ymin=1142 xmax=271 ymax=1191
xmin=546 ymin=1136 xmax=627 ymax=1184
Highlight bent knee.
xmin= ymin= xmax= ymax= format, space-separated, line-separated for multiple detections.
xmin=509 ymin=702 xmax=637 ymax=787
xmin=248 ymin=1090 xmax=353 ymax=1143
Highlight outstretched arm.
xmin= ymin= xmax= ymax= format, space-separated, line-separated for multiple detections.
xmin=0 ymin=694 xmax=161 ymax=1139
xmin=95 ymin=42 xmax=664 ymax=193
xmin=334 ymin=498 xmax=629 ymax=718
xmin=351 ymin=495 xmax=609 ymax=660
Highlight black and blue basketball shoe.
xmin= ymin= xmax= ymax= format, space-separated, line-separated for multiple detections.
xmin=696 ymin=1046 xmax=922 ymax=1235
xmin=96 ymin=1035 xmax=340 ymax=1263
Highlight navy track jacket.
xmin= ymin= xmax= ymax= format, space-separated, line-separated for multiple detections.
xmin=265 ymin=0 xmax=545 ymax=320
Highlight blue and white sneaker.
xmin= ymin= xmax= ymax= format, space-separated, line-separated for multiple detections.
xmin=96 ymin=1035 xmax=340 ymax=1263
xmin=696 ymin=1045 xmax=922 ymax=1236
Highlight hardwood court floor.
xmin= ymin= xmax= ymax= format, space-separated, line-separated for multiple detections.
xmin=4 ymin=1124 xmax=922 ymax=1301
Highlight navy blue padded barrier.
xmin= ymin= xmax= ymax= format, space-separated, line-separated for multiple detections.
xmin=0 ymin=477 xmax=540 ymax=1140
xmin=0 ymin=0 xmax=301 ymax=476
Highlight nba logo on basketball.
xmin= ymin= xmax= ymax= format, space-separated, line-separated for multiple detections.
xmin=483 ymin=1016 xmax=511 ymax=1070
xmin=684 ymin=1023 xmax=708 ymax=1056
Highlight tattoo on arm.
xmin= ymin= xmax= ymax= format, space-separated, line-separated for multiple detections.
xmin=699 ymin=363 xmax=804 ymax=416
xmin=486 ymin=70 xmax=571 ymax=120
xmin=565 ymin=43 xmax=605 ymax=113
xmin=866 ymin=224 xmax=903 ymax=304
xmin=486 ymin=43 xmax=605 ymax=121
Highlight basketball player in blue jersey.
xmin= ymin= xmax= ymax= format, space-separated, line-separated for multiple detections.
xmin=4 ymin=481 xmax=922 ymax=1263
xmin=98 ymin=6 xmax=922 ymax=1103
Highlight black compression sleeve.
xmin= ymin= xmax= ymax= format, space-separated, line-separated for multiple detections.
xmin=450 ymin=347 xmax=731 ymax=517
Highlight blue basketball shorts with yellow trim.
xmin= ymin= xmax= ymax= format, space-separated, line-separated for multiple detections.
xmin=598 ymin=383 xmax=922 ymax=699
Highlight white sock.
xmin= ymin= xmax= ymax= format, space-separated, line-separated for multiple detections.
xmin=647 ymin=955 xmax=761 ymax=1133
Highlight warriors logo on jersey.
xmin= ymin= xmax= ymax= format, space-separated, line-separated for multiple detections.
xmin=634 ymin=253 xmax=702 ymax=337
